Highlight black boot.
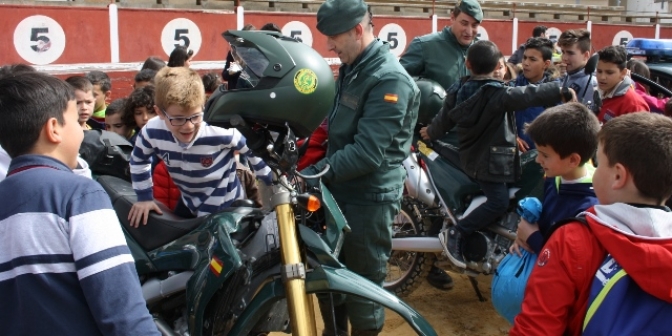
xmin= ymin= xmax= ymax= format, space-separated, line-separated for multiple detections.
xmin=426 ymin=266 xmax=455 ymax=290
xmin=318 ymin=299 xmax=348 ymax=336
xmin=351 ymin=328 xmax=382 ymax=336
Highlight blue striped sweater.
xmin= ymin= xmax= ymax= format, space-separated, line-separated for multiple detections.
xmin=130 ymin=117 xmax=272 ymax=216
xmin=0 ymin=154 xmax=159 ymax=336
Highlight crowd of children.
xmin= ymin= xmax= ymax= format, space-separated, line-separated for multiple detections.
xmin=0 ymin=19 xmax=671 ymax=336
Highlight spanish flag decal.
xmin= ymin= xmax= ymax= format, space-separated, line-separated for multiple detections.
xmin=384 ymin=93 xmax=398 ymax=104
xmin=209 ymin=255 xmax=223 ymax=277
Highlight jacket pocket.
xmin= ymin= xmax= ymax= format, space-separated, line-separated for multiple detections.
xmin=488 ymin=146 xmax=516 ymax=176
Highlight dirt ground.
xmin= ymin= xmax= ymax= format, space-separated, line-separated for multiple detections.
xmin=271 ymin=272 xmax=511 ymax=336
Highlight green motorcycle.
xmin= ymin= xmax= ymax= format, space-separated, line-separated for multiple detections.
xmin=90 ymin=30 xmax=436 ymax=336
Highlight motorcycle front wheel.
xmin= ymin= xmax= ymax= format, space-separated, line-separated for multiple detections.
xmin=384 ymin=199 xmax=434 ymax=297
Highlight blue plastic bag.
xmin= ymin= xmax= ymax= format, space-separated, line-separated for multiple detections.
xmin=491 ymin=249 xmax=537 ymax=324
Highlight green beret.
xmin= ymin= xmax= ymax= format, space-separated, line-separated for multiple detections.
xmin=317 ymin=0 xmax=368 ymax=36
xmin=457 ymin=0 xmax=483 ymax=22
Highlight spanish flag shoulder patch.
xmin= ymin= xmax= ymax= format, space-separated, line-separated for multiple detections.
xmin=209 ymin=255 xmax=224 ymax=277
xmin=383 ymin=93 xmax=398 ymax=104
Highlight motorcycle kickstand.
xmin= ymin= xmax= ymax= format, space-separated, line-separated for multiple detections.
xmin=467 ymin=275 xmax=487 ymax=302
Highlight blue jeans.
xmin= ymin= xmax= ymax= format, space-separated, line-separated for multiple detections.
xmin=457 ymin=180 xmax=509 ymax=235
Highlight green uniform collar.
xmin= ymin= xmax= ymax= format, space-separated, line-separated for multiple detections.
xmin=443 ymin=27 xmax=472 ymax=51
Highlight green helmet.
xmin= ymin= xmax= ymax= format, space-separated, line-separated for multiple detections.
xmin=415 ymin=78 xmax=446 ymax=125
xmin=204 ymin=31 xmax=335 ymax=138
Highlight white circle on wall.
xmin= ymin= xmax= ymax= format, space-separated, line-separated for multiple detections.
xmin=161 ymin=18 xmax=202 ymax=57
xmin=477 ymin=26 xmax=489 ymax=41
xmin=546 ymin=27 xmax=562 ymax=41
xmin=282 ymin=21 xmax=313 ymax=47
xmin=613 ymin=30 xmax=634 ymax=46
xmin=13 ymin=15 xmax=66 ymax=65
xmin=378 ymin=23 xmax=407 ymax=57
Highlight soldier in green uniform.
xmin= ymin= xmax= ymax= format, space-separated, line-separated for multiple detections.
xmin=301 ymin=0 xmax=419 ymax=335
xmin=399 ymin=0 xmax=483 ymax=291
xmin=400 ymin=0 xmax=483 ymax=91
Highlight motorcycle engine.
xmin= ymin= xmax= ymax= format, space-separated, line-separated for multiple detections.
xmin=463 ymin=212 xmax=520 ymax=274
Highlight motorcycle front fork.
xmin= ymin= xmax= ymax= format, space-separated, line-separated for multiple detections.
xmin=272 ymin=176 xmax=318 ymax=336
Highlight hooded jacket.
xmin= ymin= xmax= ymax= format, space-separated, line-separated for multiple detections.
xmin=511 ymin=204 xmax=672 ymax=336
xmin=597 ymin=76 xmax=650 ymax=122
xmin=526 ymin=166 xmax=598 ymax=254
xmin=426 ymin=78 xmax=562 ymax=183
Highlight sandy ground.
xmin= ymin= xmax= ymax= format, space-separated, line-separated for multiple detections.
xmin=271 ymin=272 xmax=511 ymax=336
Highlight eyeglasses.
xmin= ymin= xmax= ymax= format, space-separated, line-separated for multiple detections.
xmin=161 ymin=109 xmax=204 ymax=126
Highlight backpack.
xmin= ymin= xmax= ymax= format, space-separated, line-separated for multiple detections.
xmin=79 ymin=129 xmax=133 ymax=181
xmin=491 ymin=249 xmax=537 ymax=324
xmin=548 ymin=216 xmax=672 ymax=335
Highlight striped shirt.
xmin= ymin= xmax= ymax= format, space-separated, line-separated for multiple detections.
xmin=0 ymin=154 xmax=159 ymax=336
xmin=130 ymin=117 xmax=272 ymax=216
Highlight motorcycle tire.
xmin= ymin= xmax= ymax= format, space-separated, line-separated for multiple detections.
xmin=384 ymin=199 xmax=434 ymax=297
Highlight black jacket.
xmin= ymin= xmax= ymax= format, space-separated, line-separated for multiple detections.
xmin=221 ymin=51 xmax=240 ymax=90
xmin=427 ymin=78 xmax=562 ymax=183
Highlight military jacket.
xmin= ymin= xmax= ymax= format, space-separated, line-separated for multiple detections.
xmin=303 ymin=40 xmax=419 ymax=205
xmin=400 ymin=27 xmax=471 ymax=90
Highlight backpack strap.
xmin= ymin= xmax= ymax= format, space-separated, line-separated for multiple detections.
xmin=544 ymin=214 xmax=588 ymax=241
xmin=582 ymin=266 xmax=629 ymax=332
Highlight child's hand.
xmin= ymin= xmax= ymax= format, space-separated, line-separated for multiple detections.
xmin=419 ymin=126 xmax=431 ymax=141
xmin=128 ymin=201 xmax=163 ymax=228
xmin=510 ymin=237 xmax=532 ymax=256
xmin=516 ymin=218 xmax=539 ymax=243
xmin=516 ymin=137 xmax=529 ymax=153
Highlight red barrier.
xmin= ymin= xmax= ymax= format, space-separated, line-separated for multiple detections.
xmin=0 ymin=5 xmax=110 ymax=65
xmin=117 ymin=8 xmax=236 ymax=63
xmin=0 ymin=4 xmax=670 ymax=69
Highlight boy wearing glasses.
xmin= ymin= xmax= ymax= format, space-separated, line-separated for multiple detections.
xmin=128 ymin=67 xmax=272 ymax=226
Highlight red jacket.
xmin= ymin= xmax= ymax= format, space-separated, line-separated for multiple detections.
xmin=598 ymin=80 xmax=649 ymax=123
xmin=297 ymin=124 xmax=328 ymax=171
xmin=511 ymin=204 xmax=672 ymax=336
xmin=153 ymin=160 xmax=180 ymax=211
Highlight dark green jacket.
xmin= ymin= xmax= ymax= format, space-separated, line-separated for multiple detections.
xmin=400 ymin=27 xmax=471 ymax=90
xmin=303 ymin=40 xmax=419 ymax=205
xmin=427 ymin=79 xmax=562 ymax=183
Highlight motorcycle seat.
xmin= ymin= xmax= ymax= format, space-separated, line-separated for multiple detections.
xmin=97 ymin=175 xmax=258 ymax=251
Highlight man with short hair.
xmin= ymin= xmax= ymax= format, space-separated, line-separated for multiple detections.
xmin=399 ymin=0 xmax=484 ymax=291
xmin=508 ymin=25 xmax=547 ymax=65
xmin=304 ymin=0 xmax=420 ymax=334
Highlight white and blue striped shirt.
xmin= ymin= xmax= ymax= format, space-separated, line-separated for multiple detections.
xmin=130 ymin=117 xmax=272 ymax=216
xmin=0 ymin=154 xmax=159 ymax=336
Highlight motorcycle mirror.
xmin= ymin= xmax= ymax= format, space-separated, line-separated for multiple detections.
xmin=585 ymin=54 xmax=599 ymax=75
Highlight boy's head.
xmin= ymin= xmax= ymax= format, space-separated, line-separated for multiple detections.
xmin=0 ymin=73 xmax=81 ymax=168
xmin=167 ymin=46 xmax=194 ymax=68
xmin=65 ymin=76 xmax=95 ymax=127
xmin=527 ymin=103 xmax=600 ymax=179
xmin=466 ymin=40 xmax=503 ymax=76
xmin=141 ymin=56 xmax=166 ymax=71
xmin=134 ymin=69 xmax=157 ymax=89
xmin=123 ymin=85 xmax=156 ymax=131
xmin=106 ymin=98 xmax=129 ymax=138
xmin=201 ymin=72 xmax=222 ymax=98
xmin=627 ymin=59 xmax=650 ymax=79
xmin=86 ymin=70 xmax=112 ymax=112
xmin=0 ymin=64 xmax=36 ymax=78
xmin=522 ymin=37 xmax=553 ymax=82
xmin=532 ymin=25 xmax=547 ymax=38
xmin=558 ymin=29 xmax=591 ymax=73
xmin=154 ymin=66 xmax=205 ymax=144
xmin=594 ymin=112 xmax=672 ymax=205
xmin=596 ymin=45 xmax=628 ymax=93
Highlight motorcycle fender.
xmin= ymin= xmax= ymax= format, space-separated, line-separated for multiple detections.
xmin=299 ymin=224 xmax=344 ymax=268
xmin=319 ymin=181 xmax=350 ymax=255
xmin=403 ymin=154 xmax=436 ymax=207
xmin=186 ymin=227 xmax=244 ymax=335
xmin=227 ymin=265 xmax=437 ymax=336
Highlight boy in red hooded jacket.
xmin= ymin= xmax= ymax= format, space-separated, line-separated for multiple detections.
xmin=511 ymin=112 xmax=672 ymax=335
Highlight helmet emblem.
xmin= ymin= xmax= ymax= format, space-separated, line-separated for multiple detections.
xmin=294 ymin=68 xmax=319 ymax=95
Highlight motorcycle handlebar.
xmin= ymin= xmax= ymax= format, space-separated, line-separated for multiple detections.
xmin=295 ymin=164 xmax=331 ymax=179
